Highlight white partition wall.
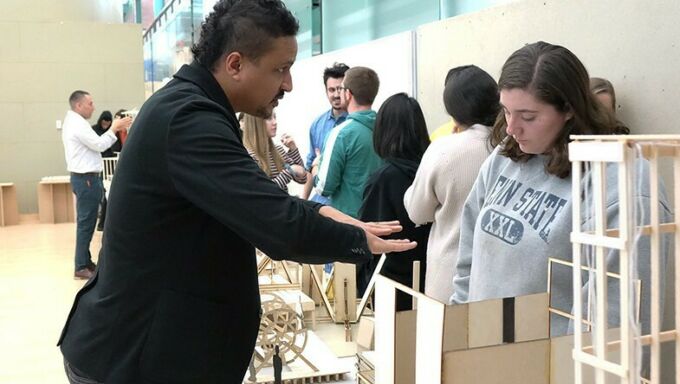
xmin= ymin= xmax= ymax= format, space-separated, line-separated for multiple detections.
xmin=274 ymin=31 xmax=415 ymax=195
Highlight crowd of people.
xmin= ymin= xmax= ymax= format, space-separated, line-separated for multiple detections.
xmin=57 ymin=1 xmax=671 ymax=383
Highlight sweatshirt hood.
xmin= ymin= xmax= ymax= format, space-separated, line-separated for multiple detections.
xmin=386 ymin=157 xmax=420 ymax=179
xmin=348 ymin=110 xmax=376 ymax=131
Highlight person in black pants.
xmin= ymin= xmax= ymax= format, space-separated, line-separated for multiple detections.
xmin=359 ymin=93 xmax=432 ymax=310
xmin=91 ymin=111 xmax=115 ymax=231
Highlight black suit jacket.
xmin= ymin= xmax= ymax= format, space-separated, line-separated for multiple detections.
xmin=58 ymin=62 xmax=371 ymax=384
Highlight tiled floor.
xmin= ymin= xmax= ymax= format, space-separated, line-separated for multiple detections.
xmin=0 ymin=218 xmax=362 ymax=384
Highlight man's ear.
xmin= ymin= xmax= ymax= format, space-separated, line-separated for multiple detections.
xmin=224 ymin=52 xmax=243 ymax=77
xmin=346 ymin=90 xmax=353 ymax=104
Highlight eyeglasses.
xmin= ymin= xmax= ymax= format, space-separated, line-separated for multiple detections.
xmin=328 ymin=86 xmax=347 ymax=94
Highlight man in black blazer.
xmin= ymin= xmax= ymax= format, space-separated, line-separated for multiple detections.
xmin=58 ymin=1 xmax=416 ymax=383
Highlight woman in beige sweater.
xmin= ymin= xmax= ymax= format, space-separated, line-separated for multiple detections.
xmin=404 ymin=65 xmax=499 ymax=303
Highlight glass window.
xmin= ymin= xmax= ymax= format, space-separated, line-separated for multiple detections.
xmin=143 ymin=35 xmax=154 ymax=97
xmin=440 ymin=0 xmax=516 ymax=18
xmin=285 ymin=0 xmax=314 ymax=59
xmin=321 ymin=0 xmax=439 ymax=53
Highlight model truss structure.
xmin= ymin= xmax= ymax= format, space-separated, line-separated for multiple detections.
xmin=248 ymin=292 xmax=313 ymax=380
xmin=569 ymin=135 xmax=680 ymax=384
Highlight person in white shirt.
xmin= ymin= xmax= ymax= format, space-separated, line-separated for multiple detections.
xmin=62 ymin=90 xmax=131 ymax=280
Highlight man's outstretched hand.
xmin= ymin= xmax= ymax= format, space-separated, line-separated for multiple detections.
xmin=365 ymin=232 xmax=417 ymax=254
xmin=318 ymin=206 xmax=417 ymax=254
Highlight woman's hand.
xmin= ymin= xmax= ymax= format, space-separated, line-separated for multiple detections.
xmin=281 ymin=133 xmax=296 ymax=150
xmin=290 ymin=164 xmax=307 ymax=181
xmin=111 ymin=116 xmax=133 ymax=133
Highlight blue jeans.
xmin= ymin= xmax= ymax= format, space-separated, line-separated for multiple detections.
xmin=70 ymin=174 xmax=103 ymax=271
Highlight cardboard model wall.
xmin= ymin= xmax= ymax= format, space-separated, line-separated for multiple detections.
xmin=374 ymin=276 xmax=623 ymax=384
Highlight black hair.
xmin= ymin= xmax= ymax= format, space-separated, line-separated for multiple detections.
xmin=373 ymin=93 xmax=430 ymax=161
xmin=68 ymin=90 xmax=90 ymax=109
xmin=114 ymin=109 xmax=126 ymax=118
xmin=443 ymin=65 xmax=500 ymax=128
xmin=323 ymin=62 xmax=350 ymax=86
xmin=191 ymin=0 xmax=299 ymax=71
xmin=96 ymin=111 xmax=112 ymax=126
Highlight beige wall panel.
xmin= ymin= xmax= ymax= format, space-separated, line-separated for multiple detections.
xmin=0 ymin=19 xmax=142 ymax=214
xmin=13 ymin=63 xmax=103 ymax=103
xmin=0 ymin=63 xmax=37 ymax=103
xmin=0 ymin=103 xmax=25 ymax=144
xmin=103 ymin=63 xmax=146 ymax=104
xmin=22 ymin=103 xmax=68 ymax=142
xmin=17 ymin=22 xmax=142 ymax=64
xmin=0 ymin=142 xmax=66 ymax=182
xmin=0 ymin=141 xmax=64 ymax=214
xmin=0 ymin=63 xmax=106 ymax=104
xmin=0 ymin=143 xmax=24 ymax=182
xmin=0 ymin=22 xmax=22 ymax=62
xmin=18 ymin=22 xmax=62 ymax=63
xmin=2 ymin=0 xmax=122 ymax=23
xmin=95 ymin=25 xmax=145 ymax=65
xmin=416 ymin=0 xmax=680 ymax=137
xmin=0 ymin=141 xmax=68 ymax=213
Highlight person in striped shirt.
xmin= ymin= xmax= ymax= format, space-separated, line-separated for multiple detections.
xmin=242 ymin=112 xmax=307 ymax=192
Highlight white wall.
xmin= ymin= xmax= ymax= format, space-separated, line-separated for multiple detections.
xmin=275 ymin=31 xmax=415 ymax=196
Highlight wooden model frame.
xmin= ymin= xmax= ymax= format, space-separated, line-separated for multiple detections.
xmin=569 ymin=135 xmax=680 ymax=384
xmin=303 ymin=255 xmax=389 ymax=325
xmin=0 ymin=182 xmax=19 ymax=226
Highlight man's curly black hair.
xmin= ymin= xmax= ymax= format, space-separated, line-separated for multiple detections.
xmin=191 ymin=0 xmax=299 ymax=71
xmin=323 ymin=63 xmax=350 ymax=87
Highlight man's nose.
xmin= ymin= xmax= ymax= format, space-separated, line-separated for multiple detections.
xmin=282 ymin=72 xmax=293 ymax=92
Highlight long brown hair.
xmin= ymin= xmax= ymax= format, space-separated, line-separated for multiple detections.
xmin=590 ymin=77 xmax=630 ymax=134
xmin=490 ymin=42 xmax=618 ymax=178
xmin=242 ymin=114 xmax=284 ymax=176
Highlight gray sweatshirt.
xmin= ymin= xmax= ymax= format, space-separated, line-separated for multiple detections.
xmin=451 ymin=146 xmax=672 ymax=336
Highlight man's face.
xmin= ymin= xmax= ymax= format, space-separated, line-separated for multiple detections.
xmin=237 ymin=36 xmax=297 ymax=118
xmin=339 ymin=82 xmax=351 ymax=108
xmin=325 ymin=77 xmax=346 ymax=111
xmin=77 ymin=95 xmax=95 ymax=119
